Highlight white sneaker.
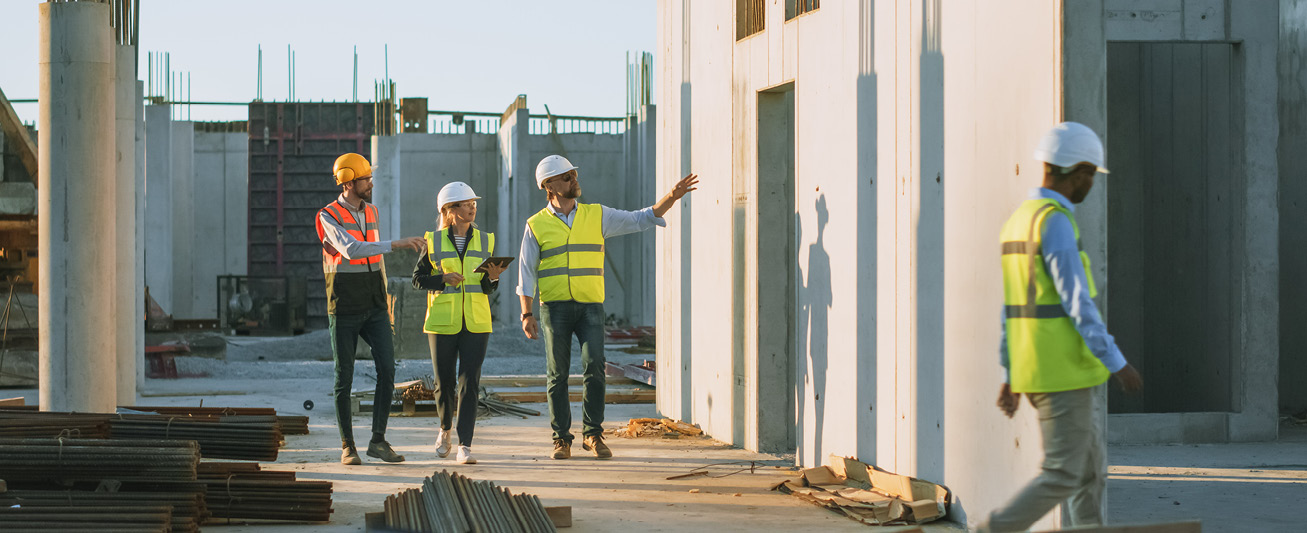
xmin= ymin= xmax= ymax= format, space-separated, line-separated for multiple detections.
xmin=456 ymin=445 xmax=476 ymax=464
xmin=434 ymin=429 xmax=452 ymax=458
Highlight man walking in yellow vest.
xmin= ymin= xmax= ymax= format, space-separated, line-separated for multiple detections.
xmin=982 ymin=123 xmax=1144 ymax=531
xmin=518 ymin=155 xmax=698 ymax=460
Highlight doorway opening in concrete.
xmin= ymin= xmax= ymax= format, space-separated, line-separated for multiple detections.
xmin=1105 ymin=42 xmax=1242 ymax=414
xmin=754 ymin=83 xmax=798 ymax=451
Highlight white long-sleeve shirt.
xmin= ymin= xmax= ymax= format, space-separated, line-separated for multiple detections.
xmin=516 ymin=204 xmax=665 ymax=298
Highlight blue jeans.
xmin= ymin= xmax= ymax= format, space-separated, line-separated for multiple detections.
xmin=330 ymin=308 xmax=396 ymax=445
xmin=541 ymin=301 xmax=607 ymax=442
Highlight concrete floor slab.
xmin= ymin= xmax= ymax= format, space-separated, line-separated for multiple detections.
xmin=7 ymin=376 xmax=957 ymax=532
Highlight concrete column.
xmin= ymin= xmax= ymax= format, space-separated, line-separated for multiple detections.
xmin=370 ymin=135 xmax=401 ymax=241
xmin=115 ymin=44 xmax=137 ymax=405
xmin=134 ymin=80 xmax=145 ymax=389
xmin=38 ymin=1 xmax=117 ymax=412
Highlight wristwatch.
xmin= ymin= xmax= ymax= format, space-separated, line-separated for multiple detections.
xmin=521 ymin=312 xmax=534 ymax=320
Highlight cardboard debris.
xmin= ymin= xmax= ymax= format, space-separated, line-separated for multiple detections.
xmin=772 ymin=454 xmax=951 ymax=526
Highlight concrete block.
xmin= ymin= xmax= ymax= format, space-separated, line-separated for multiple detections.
xmin=0 ymin=183 xmax=36 ymax=215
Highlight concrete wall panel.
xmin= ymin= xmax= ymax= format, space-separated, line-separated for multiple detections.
xmin=1280 ymin=0 xmax=1307 ymax=414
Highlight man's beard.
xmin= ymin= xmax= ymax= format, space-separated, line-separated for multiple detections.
xmin=358 ymin=187 xmax=373 ymax=202
xmin=563 ymin=184 xmax=582 ymax=199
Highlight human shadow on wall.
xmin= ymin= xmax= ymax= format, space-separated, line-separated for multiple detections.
xmin=797 ymin=195 xmax=832 ymax=465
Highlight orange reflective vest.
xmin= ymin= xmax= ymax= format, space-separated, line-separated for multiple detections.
xmin=316 ymin=201 xmax=382 ymax=273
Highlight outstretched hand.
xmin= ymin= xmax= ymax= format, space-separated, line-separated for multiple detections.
xmin=653 ymin=173 xmax=700 ymax=218
xmin=669 ymin=173 xmax=699 ymax=201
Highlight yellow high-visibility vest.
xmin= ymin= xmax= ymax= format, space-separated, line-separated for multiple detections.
xmin=1000 ymin=198 xmax=1110 ymax=393
xmin=527 ymin=204 xmax=605 ymax=303
xmin=423 ymin=228 xmax=494 ymax=334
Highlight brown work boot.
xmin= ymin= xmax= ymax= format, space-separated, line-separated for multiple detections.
xmin=341 ymin=444 xmax=362 ymax=465
xmin=551 ymin=438 xmax=571 ymax=460
xmin=366 ymin=440 xmax=406 ymax=463
xmin=582 ymin=435 xmax=612 ymax=459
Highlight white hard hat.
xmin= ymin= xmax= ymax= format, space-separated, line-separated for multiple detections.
xmin=437 ymin=181 xmax=480 ymax=210
xmin=1033 ymin=122 xmax=1110 ymax=174
xmin=535 ymin=155 xmax=579 ymax=189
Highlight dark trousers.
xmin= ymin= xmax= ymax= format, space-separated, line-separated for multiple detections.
xmin=541 ymin=301 xmax=607 ymax=442
xmin=428 ymin=329 xmax=488 ymax=446
xmin=330 ymin=308 xmax=396 ymax=445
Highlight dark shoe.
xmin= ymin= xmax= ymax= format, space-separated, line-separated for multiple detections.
xmin=341 ymin=445 xmax=362 ymax=465
xmin=551 ymin=438 xmax=571 ymax=460
xmin=582 ymin=435 xmax=612 ymax=459
xmin=366 ymin=440 xmax=406 ymax=463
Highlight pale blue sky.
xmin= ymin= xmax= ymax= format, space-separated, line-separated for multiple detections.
xmin=1 ymin=0 xmax=656 ymax=124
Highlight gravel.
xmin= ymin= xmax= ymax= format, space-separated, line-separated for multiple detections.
xmin=175 ymin=327 xmax=652 ymax=382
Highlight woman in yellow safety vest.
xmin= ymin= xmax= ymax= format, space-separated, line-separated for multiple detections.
xmin=411 ymin=181 xmax=506 ymax=465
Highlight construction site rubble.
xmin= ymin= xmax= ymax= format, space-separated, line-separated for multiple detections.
xmin=380 ymin=469 xmax=561 ymax=533
xmin=606 ymin=417 xmax=703 ymax=439
xmin=772 ymin=455 xmax=951 ymax=526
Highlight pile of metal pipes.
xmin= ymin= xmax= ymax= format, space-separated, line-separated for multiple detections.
xmin=127 ymin=405 xmax=310 ymax=435
xmin=0 ymin=489 xmax=207 ymax=533
xmin=0 ymin=438 xmax=199 ymax=485
xmin=0 ymin=410 xmax=112 ymax=438
xmin=383 ymin=470 xmax=557 ymax=533
xmin=108 ymin=414 xmax=282 ymax=461
xmin=195 ymin=462 xmax=334 ymax=523
xmin=0 ymin=503 xmax=173 ymax=533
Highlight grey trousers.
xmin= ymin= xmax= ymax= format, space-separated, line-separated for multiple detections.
xmin=983 ymin=385 xmax=1106 ymax=532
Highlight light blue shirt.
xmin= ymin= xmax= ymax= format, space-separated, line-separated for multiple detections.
xmin=1000 ymin=188 xmax=1128 ymax=383
xmin=516 ymin=203 xmax=665 ymax=298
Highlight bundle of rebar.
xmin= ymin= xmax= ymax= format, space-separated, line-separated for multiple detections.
xmin=195 ymin=461 xmax=333 ymax=523
xmin=126 ymin=405 xmax=309 ymax=435
xmin=0 ymin=410 xmax=112 ymax=438
xmin=0 ymin=489 xmax=207 ymax=533
xmin=383 ymin=470 xmax=557 ymax=533
xmin=0 ymin=438 xmax=199 ymax=485
xmin=0 ymin=503 xmax=172 ymax=533
xmin=108 ymin=414 xmax=282 ymax=461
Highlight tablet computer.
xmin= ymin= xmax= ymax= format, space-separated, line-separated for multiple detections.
xmin=473 ymin=256 xmax=516 ymax=274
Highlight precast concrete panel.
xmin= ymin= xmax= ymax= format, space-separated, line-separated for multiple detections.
xmin=170 ymin=121 xmax=194 ymax=319
xmin=192 ymin=132 xmax=248 ymax=320
xmin=1104 ymin=0 xmax=1281 ymax=444
xmin=144 ymin=105 xmax=173 ymax=315
xmin=1279 ymin=0 xmax=1307 ymax=414
xmin=933 ymin=1 xmax=1066 ymax=528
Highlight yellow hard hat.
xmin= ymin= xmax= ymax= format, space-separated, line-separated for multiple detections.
xmin=333 ymin=153 xmax=372 ymax=185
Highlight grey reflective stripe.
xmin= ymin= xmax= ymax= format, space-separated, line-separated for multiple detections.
xmin=461 ymin=284 xmax=484 ymax=294
xmin=1024 ymin=204 xmax=1057 ymax=314
xmin=538 ymin=267 xmax=604 ymax=278
xmin=540 ymin=243 xmax=605 ymax=260
xmin=540 ymin=246 xmax=567 ymax=260
xmin=1005 ymin=304 xmax=1067 ymax=319
xmin=480 ymin=231 xmax=489 ymax=256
